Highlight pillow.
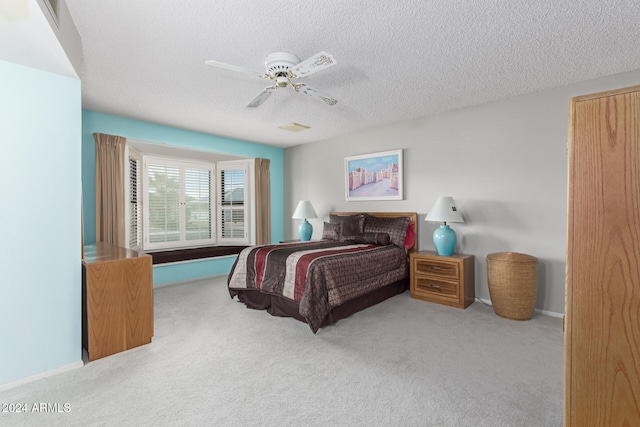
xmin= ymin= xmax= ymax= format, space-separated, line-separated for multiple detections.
xmin=363 ymin=215 xmax=410 ymax=249
xmin=404 ymin=221 xmax=416 ymax=249
xmin=330 ymin=214 xmax=365 ymax=239
xmin=321 ymin=222 xmax=341 ymax=241
xmin=342 ymin=232 xmax=391 ymax=246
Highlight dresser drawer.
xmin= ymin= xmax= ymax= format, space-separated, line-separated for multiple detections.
xmin=413 ymin=276 xmax=459 ymax=300
xmin=413 ymin=258 xmax=459 ymax=280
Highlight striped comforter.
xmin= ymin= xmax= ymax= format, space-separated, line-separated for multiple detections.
xmin=227 ymin=240 xmax=407 ymax=332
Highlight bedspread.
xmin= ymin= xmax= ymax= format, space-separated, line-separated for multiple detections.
xmin=227 ymin=241 xmax=407 ymax=332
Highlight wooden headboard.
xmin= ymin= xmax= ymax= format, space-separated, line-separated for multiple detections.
xmin=330 ymin=211 xmax=418 ymax=255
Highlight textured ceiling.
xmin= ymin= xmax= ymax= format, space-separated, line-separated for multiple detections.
xmin=65 ymin=0 xmax=640 ymax=148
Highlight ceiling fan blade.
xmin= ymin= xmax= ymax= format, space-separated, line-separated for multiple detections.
xmin=297 ymin=85 xmax=338 ymax=106
xmin=289 ymin=51 xmax=337 ymax=78
xmin=245 ymin=87 xmax=275 ymax=108
xmin=205 ymin=59 xmax=263 ymax=77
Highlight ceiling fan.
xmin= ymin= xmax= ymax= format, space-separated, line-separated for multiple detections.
xmin=205 ymin=51 xmax=338 ymax=109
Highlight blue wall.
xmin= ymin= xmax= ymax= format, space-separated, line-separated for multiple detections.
xmin=81 ymin=111 xmax=284 ymax=285
xmin=0 ymin=60 xmax=82 ymax=385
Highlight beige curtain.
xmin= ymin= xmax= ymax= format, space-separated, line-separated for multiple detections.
xmin=254 ymin=158 xmax=271 ymax=245
xmin=94 ymin=133 xmax=127 ymax=246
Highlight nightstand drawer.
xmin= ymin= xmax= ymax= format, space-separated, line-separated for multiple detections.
xmin=409 ymin=251 xmax=475 ymax=309
xmin=413 ymin=258 xmax=459 ymax=279
xmin=414 ymin=276 xmax=459 ymax=300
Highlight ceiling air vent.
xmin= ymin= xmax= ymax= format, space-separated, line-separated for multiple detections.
xmin=43 ymin=0 xmax=59 ymax=27
xmin=279 ymin=123 xmax=310 ymax=132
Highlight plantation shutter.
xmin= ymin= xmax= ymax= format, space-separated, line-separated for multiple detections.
xmin=218 ymin=163 xmax=248 ymax=243
xmin=128 ymin=156 xmax=142 ymax=249
xmin=146 ymin=161 xmax=181 ymax=246
xmin=184 ymin=165 xmax=213 ymax=242
xmin=143 ymin=157 xmax=216 ymax=250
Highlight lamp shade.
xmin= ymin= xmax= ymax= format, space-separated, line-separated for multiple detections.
xmin=292 ymin=201 xmax=317 ymax=241
xmin=292 ymin=201 xmax=317 ymax=219
xmin=425 ymin=197 xmax=464 ymax=224
xmin=425 ymin=197 xmax=464 ymax=256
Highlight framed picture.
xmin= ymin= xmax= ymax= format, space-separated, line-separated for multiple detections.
xmin=345 ymin=149 xmax=403 ymax=201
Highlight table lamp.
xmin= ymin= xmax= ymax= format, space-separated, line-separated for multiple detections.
xmin=292 ymin=200 xmax=317 ymax=241
xmin=425 ymin=196 xmax=464 ymax=256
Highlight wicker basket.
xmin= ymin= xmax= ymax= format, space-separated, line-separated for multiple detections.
xmin=486 ymin=252 xmax=538 ymax=320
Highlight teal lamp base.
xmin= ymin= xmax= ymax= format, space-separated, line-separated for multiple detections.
xmin=433 ymin=225 xmax=456 ymax=256
xmin=298 ymin=220 xmax=313 ymax=241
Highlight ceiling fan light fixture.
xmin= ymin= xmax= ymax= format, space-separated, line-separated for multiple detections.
xmin=279 ymin=123 xmax=310 ymax=132
xmin=276 ymin=76 xmax=288 ymax=88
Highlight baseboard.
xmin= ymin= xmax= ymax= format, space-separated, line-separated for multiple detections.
xmin=475 ymin=297 xmax=564 ymax=319
xmin=0 ymin=361 xmax=84 ymax=393
xmin=535 ymin=308 xmax=564 ymax=318
xmin=154 ymin=273 xmax=228 ymax=289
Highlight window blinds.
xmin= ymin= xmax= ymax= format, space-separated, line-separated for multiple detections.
xmin=219 ymin=166 xmax=246 ymax=240
xmin=128 ymin=156 xmax=142 ymax=248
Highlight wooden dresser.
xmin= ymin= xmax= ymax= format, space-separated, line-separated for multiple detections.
xmin=82 ymin=242 xmax=154 ymax=361
xmin=565 ymin=85 xmax=640 ymax=425
xmin=409 ymin=251 xmax=475 ymax=308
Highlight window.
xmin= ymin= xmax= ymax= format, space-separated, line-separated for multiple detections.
xmin=218 ymin=162 xmax=249 ymax=244
xmin=185 ymin=167 xmax=214 ymax=242
xmin=143 ymin=158 xmax=215 ymax=250
xmin=128 ymin=154 xmax=253 ymax=251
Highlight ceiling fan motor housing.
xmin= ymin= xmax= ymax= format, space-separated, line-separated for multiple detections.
xmin=264 ymin=52 xmax=300 ymax=77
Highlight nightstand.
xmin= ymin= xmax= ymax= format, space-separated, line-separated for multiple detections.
xmin=409 ymin=250 xmax=475 ymax=308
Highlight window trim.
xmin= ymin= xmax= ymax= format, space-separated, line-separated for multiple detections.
xmin=124 ymin=143 xmax=255 ymax=252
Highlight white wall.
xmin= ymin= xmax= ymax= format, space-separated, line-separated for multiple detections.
xmin=0 ymin=0 xmax=79 ymax=79
xmin=35 ymin=0 xmax=83 ymax=76
xmin=284 ymin=69 xmax=640 ymax=315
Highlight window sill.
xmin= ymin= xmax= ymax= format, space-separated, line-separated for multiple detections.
xmin=146 ymin=246 xmax=247 ymax=265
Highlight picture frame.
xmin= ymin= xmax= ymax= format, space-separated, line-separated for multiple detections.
xmin=344 ymin=149 xmax=403 ymax=201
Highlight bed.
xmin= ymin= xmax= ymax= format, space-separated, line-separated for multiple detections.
xmin=227 ymin=211 xmax=417 ymax=332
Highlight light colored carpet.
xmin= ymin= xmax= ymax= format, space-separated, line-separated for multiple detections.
xmin=0 ymin=276 xmax=563 ymax=426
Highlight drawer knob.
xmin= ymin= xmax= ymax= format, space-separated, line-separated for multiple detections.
xmin=430 ymin=266 xmax=441 ymax=270
xmin=429 ymin=284 xmax=441 ymax=289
